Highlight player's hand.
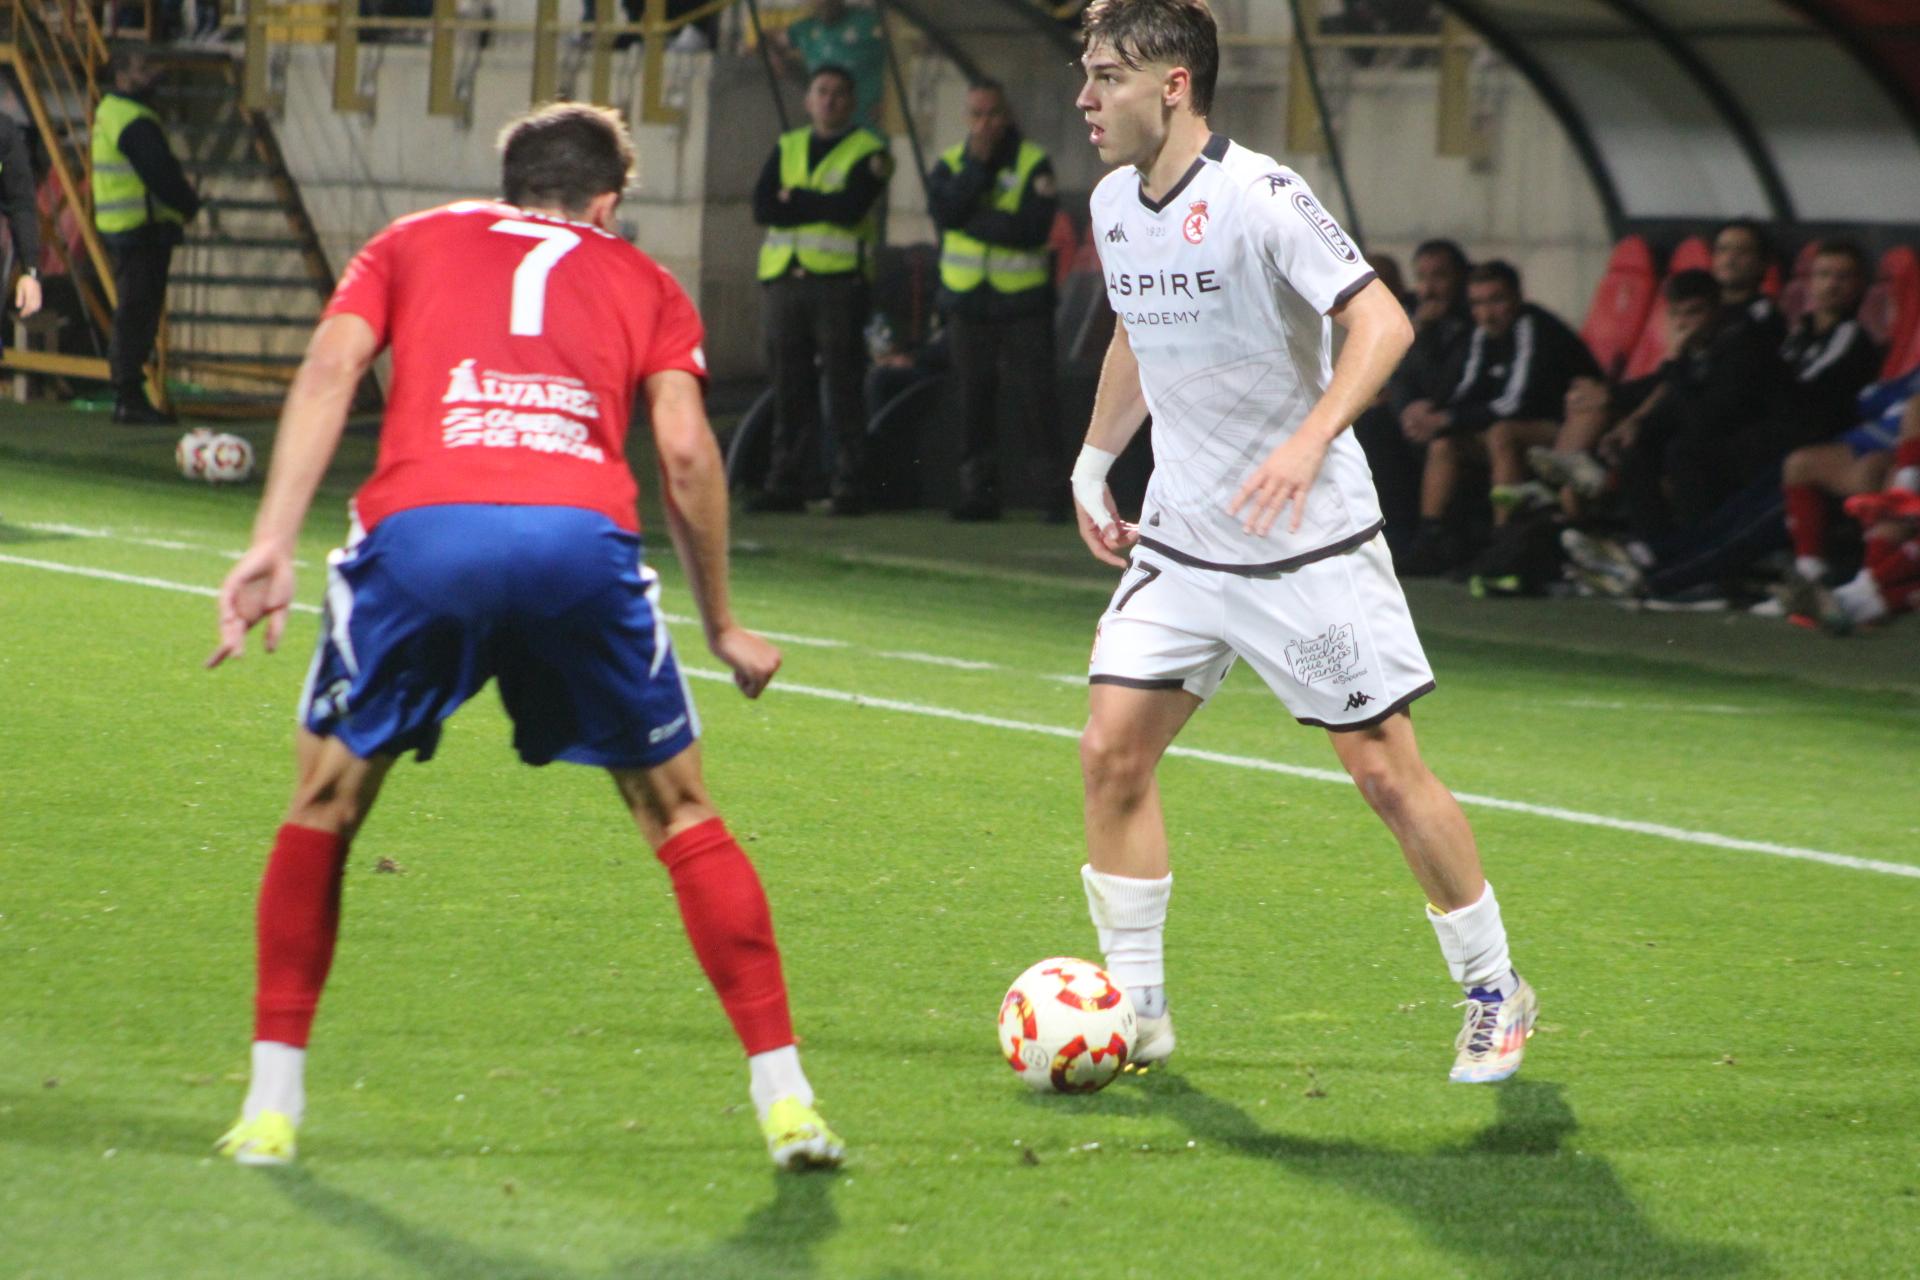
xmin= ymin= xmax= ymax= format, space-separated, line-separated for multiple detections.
xmin=1230 ymin=431 xmax=1330 ymax=537
xmin=1598 ymin=419 xmax=1640 ymax=466
xmin=208 ymin=544 xmax=296 ymax=669
xmin=710 ymin=625 xmax=781 ymax=699
xmin=1073 ymin=483 xmax=1136 ymax=568
xmin=13 ymin=274 xmax=41 ymax=318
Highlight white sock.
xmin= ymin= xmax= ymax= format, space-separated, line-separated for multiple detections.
xmin=242 ymin=1041 xmax=306 ymax=1123
xmin=1794 ymin=555 xmax=1827 ymax=582
xmin=1892 ymin=466 xmax=1919 ymax=492
xmin=1426 ymin=882 xmax=1514 ymax=996
xmin=1082 ymin=865 xmax=1172 ymax=1014
xmin=1834 ymin=573 xmax=1889 ymax=624
xmin=748 ymin=1045 xmax=812 ymax=1120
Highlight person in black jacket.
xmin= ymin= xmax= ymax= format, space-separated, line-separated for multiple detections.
xmin=1354 ymin=238 xmax=1469 ymax=555
xmin=1398 ymin=260 xmax=1598 ymax=572
xmin=0 ymin=112 xmax=44 ymax=329
xmin=926 ymin=80 xmax=1061 ymax=521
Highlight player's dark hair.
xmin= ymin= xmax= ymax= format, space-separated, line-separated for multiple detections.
xmin=105 ymin=47 xmax=151 ymax=86
xmin=1413 ymin=239 xmax=1470 ymax=276
xmin=1664 ymin=267 xmax=1720 ymax=308
xmin=1467 ymin=259 xmax=1521 ymax=296
xmin=1081 ymin=0 xmax=1219 ymax=118
xmin=808 ymin=63 xmax=857 ymax=94
xmin=1712 ymin=217 xmax=1771 ymax=263
xmin=1813 ymin=237 xmax=1867 ymax=274
xmin=497 ymin=102 xmax=634 ymax=215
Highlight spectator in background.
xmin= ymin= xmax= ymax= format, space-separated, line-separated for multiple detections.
xmin=1358 ymin=238 xmax=1470 ymax=554
xmin=1771 ymin=377 xmax=1919 ymax=603
xmin=927 ymin=79 xmax=1062 ymax=522
xmin=1710 ymin=217 xmax=1785 ymax=354
xmin=1396 ymin=259 xmax=1597 ymax=574
xmin=1566 ymin=247 xmax=1880 ymax=609
xmin=749 ymin=64 xmax=891 ymax=514
xmin=92 ymin=49 xmax=201 ymax=425
xmin=0 ymin=110 xmax=44 ymax=326
xmin=1779 ymin=411 xmax=1920 ymax=632
xmin=779 ymin=0 xmax=887 ymax=133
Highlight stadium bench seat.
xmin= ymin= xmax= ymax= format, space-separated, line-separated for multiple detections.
xmin=1579 ymin=235 xmax=1658 ymax=380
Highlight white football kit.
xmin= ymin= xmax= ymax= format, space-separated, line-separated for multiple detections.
xmin=1088 ymin=134 xmax=1435 ymax=729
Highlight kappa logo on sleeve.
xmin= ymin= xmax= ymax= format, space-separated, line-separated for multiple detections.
xmin=1289 ymin=189 xmax=1360 ymax=263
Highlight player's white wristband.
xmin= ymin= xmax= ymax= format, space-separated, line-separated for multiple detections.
xmin=1070 ymin=443 xmax=1119 ymax=530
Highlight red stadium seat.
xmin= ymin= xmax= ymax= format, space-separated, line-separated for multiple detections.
xmin=1621 ymin=237 xmax=1712 ymax=381
xmin=1868 ymin=246 xmax=1920 ymax=378
xmin=1579 ymin=235 xmax=1658 ymax=380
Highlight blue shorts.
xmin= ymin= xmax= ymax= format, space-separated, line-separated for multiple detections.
xmin=1840 ymin=408 xmax=1906 ymax=458
xmin=298 ymin=504 xmax=699 ymax=768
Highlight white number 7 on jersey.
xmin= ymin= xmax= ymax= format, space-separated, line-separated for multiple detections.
xmin=490 ymin=219 xmax=582 ymax=337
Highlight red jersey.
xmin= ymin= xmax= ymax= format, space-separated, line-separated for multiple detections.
xmin=325 ymin=200 xmax=707 ymax=533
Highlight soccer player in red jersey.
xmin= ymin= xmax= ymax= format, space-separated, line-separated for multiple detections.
xmin=207 ymin=104 xmax=842 ymax=1170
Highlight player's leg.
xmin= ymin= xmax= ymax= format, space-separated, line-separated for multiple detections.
xmin=1326 ymin=716 xmax=1535 ymax=1082
xmin=1781 ymin=443 xmax=1870 ymax=583
xmin=218 ymin=732 xmax=395 ymax=1165
xmin=1081 ymin=683 xmax=1200 ymax=1066
xmin=609 ymin=751 xmax=841 ymax=1169
xmin=1082 ymin=554 xmax=1232 ymax=1067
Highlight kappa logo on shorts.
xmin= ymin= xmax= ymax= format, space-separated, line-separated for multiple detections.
xmin=1284 ymin=623 xmax=1362 ymax=687
xmin=648 ymin=713 xmax=689 ymax=745
xmin=1343 ymin=691 xmax=1375 ymax=713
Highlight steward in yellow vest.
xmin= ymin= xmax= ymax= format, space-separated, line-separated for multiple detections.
xmin=748 ymin=65 xmax=893 ymax=515
xmin=927 ymin=127 xmax=1056 ymax=320
xmin=90 ymin=51 xmax=202 ymax=423
xmin=926 ymin=82 xmax=1064 ymax=522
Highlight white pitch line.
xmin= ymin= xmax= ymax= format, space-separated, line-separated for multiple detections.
xmin=4 ymin=550 xmax=1913 ymax=882
xmin=0 ymin=553 xmax=322 ymax=613
xmin=875 ymin=650 xmax=1002 ymax=671
xmin=676 ymin=668 xmax=1920 ymax=882
xmin=18 ymin=521 xmax=312 ymax=567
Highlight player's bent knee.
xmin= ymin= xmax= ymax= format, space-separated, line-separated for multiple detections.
xmin=1079 ymin=726 xmax=1154 ymax=801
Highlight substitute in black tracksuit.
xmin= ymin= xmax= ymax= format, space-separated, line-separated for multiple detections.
xmin=0 ymin=112 xmax=44 ymax=331
xmin=926 ymin=82 xmax=1061 ymax=521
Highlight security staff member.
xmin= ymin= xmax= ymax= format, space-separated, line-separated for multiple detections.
xmin=750 ymin=63 xmax=891 ymax=515
xmin=92 ymin=49 xmax=201 ymax=424
xmin=0 ymin=112 xmax=45 ymax=326
xmin=927 ymin=79 xmax=1060 ymax=522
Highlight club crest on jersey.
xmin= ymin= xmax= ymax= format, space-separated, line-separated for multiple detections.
xmin=1290 ymin=190 xmax=1359 ymax=263
xmin=1183 ymin=200 xmax=1210 ymax=245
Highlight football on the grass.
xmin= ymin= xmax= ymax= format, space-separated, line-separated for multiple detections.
xmin=175 ymin=428 xmax=215 ymax=479
xmin=997 ymin=957 xmax=1136 ymax=1093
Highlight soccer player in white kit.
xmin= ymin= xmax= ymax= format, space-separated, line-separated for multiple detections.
xmin=1068 ymin=0 xmax=1537 ymax=1084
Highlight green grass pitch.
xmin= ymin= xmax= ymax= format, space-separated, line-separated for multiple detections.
xmin=2 ymin=407 xmax=1917 ymax=1278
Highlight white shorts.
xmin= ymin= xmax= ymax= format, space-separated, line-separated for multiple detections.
xmin=1088 ymin=535 xmax=1436 ymax=730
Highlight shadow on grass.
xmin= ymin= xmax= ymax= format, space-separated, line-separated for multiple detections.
xmin=1154 ymin=1076 xmax=1755 ymax=1279
xmin=270 ymin=1164 xmax=865 ymax=1280
xmin=0 ymin=517 xmax=77 ymax=545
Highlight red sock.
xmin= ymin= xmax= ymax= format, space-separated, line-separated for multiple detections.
xmin=254 ymin=824 xmax=350 ymax=1047
xmin=656 ymin=818 xmax=794 ymax=1056
xmin=1864 ymin=532 xmax=1901 ymax=578
xmin=1782 ymin=485 xmax=1828 ymax=560
xmin=1896 ymin=438 xmax=1920 ymax=477
xmin=1871 ymin=539 xmax=1920 ymax=590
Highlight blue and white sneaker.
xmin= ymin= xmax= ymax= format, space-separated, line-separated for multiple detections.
xmin=1450 ymin=976 xmax=1538 ymax=1084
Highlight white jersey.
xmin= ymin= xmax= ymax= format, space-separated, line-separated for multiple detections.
xmin=1092 ymin=134 xmax=1382 ymax=572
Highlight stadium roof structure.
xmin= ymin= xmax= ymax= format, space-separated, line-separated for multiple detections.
xmin=887 ymin=0 xmax=1920 ymax=232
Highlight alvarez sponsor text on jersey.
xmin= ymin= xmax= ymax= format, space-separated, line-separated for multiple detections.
xmin=1091 ymin=135 xmax=1381 ymax=572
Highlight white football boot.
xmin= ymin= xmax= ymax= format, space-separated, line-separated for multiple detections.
xmin=1126 ymin=1010 xmax=1176 ymax=1073
xmin=1449 ymin=976 xmax=1538 ymax=1084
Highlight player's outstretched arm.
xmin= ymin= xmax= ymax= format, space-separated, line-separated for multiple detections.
xmin=1072 ymin=322 xmax=1150 ymax=568
xmin=208 ymin=314 xmax=378 ymax=669
xmin=1230 ymin=278 xmax=1413 ymax=536
xmin=645 ymin=370 xmax=781 ymax=699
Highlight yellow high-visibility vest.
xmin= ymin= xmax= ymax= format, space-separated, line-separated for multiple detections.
xmin=92 ymin=93 xmax=185 ymax=234
xmin=938 ymin=139 xmax=1050 ymax=296
xmin=757 ymin=126 xmax=887 ymax=281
